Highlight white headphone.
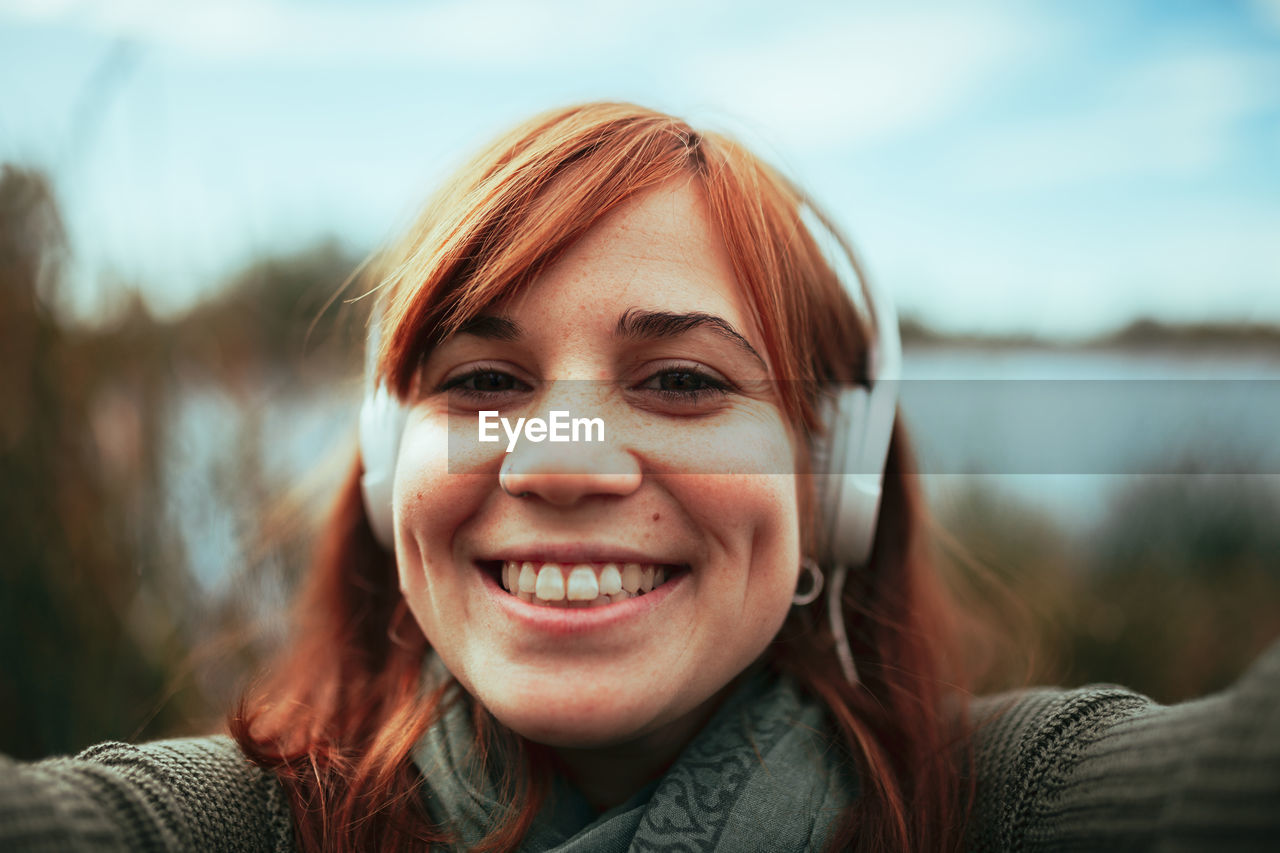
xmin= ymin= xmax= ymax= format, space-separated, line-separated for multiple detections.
xmin=797 ymin=204 xmax=902 ymax=571
xmin=797 ymin=204 xmax=902 ymax=685
xmin=358 ymin=314 xmax=408 ymax=550
xmin=357 ymin=203 xmax=901 ymax=684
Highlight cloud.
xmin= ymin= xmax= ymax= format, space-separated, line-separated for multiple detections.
xmin=952 ymin=48 xmax=1280 ymax=191
xmin=1 ymin=0 xmax=1063 ymax=155
xmin=1254 ymin=0 xmax=1280 ymax=31
xmin=0 ymin=0 xmax=734 ymax=68
xmin=882 ymin=194 xmax=1280 ymax=336
xmin=678 ymin=3 xmax=1053 ymax=153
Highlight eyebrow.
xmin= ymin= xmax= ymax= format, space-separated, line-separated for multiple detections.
xmin=456 ymin=315 xmax=522 ymax=341
xmin=616 ymin=309 xmax=766 ymax=369
xmin=454 ymin=309 xmax=767 ymax=369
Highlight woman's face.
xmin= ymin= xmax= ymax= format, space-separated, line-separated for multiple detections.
xmin=393 ymin=180 xmax=802 ymax=749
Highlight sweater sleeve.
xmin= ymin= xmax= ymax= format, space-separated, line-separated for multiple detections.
xmin=968 ymin=640 xmax=1280 ymax=851
xmin=0 ymin=735 xmax=295 ymax=853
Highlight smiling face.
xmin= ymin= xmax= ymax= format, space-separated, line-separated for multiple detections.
xmin=392 ymin=179 xmax=802 ymax=749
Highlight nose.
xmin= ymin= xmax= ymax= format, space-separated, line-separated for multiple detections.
xmin=498 ymin=434 xmax=642 ymax=506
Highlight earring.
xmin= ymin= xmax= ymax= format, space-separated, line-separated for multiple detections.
xmin=792 ymin=557 xmax=824 ymax=606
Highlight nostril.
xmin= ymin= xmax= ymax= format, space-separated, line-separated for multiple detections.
xmin=500 ymin=482 xmax=533 ymax=498
xmin=497 ymin=444 xmax=644 ymax=506
xmin=498 ymin=469 xmax=643 ymax=507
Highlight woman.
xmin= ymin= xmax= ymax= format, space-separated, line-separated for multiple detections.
xmin=239 ymin=101 xmax=957 ymax=851
xmin=3 ymin=102 xmax=1278 ymax=852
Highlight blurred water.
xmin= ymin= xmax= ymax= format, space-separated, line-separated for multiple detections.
xmin=161 ymin=375 xmax=356 ymax=592
xmin=903 ymin=346 xmax=1280 ymax=381
xmin=903 ymin=346 xmax=1280 ymax=532
xmin=160 ymin=347 xmax=1280 ymax=587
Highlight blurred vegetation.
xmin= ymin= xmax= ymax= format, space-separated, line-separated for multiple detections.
xmin=933 ymin=476 xmax=1280 ymax=702
xmin=0 ymin=164 xmax=365 ymax=759
xmin=0 ymin=165 xmax=167 ymax=759
xmin=901 ymin=313 xmax=1280 ymax=350
xmin=2 ymin=163 xmax=1279 ymax=760
xmin=1072 ymin=475 xmax=1280 ymax=698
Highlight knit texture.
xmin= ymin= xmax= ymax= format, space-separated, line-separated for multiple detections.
xmin=968 ymin=638 xmax=1280 ymax=851
xmin=0 ymin=736 xmax=293 ymax=853
xmin=3 ymin=641 xmax=1279 ymax=851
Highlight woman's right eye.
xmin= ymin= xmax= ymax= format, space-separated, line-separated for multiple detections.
xmin=439 ymin=368 xmax=531 ymax=399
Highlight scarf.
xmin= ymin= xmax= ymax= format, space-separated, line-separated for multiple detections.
xmin=411 ymin=662 xmax=856 ymax=852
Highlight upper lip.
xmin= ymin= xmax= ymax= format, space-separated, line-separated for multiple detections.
xmin=481 ymin=543 xmax=686 ymax=566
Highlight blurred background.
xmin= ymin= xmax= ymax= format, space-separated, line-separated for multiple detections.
xmin=2 ymin=0 xmax=1279 ymax=759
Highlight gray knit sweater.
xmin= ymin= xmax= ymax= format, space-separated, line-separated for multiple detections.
xmin=3 ymin=642 xmax=1279 ymax=852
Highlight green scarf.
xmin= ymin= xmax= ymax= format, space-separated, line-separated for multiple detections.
xmin=411 ymin=663 xmax=856 ymax=851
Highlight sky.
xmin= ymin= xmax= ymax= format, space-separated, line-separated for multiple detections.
xmin=1 ymin=0 xmax=1278 ymax=336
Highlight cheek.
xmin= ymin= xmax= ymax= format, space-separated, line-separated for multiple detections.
xmin=747 ymin=476 xmax=803 ymax=611
xmin=619 ymin=405 xmax=797 ymax=477
xmin=669 ymin=413 xmax=804 ymax=611
xmin=687 ymin=471 xmax=802 ymax=628
xmin=391 ymin=416 xmax=492 ymax=617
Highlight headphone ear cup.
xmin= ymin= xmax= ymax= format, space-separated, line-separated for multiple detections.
xmin=816 ymin=387 xmax=879 ymax=567
xmin=359 ymin=385 xmax=408 ymax=550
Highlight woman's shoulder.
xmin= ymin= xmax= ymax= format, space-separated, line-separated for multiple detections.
xmin=0 ymin=734 xmax=294 ymax=852
xmin=967 ymin=638 xmax=1280 ymax=851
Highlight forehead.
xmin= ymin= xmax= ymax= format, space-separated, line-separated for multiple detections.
xmin=499 ymin=180 xmax=760 ymax=347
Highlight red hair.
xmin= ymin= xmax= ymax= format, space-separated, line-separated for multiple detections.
xmin=232 ymin=102 xmax=973 ymax=852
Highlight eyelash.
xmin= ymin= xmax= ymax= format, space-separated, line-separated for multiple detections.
xmin=437 ymin=365 xmax=733 ymax=404
xmin=438 ymin=367 xmax=531 ymax=399
xmin=637 ymin=367 xmax=732 ymax=403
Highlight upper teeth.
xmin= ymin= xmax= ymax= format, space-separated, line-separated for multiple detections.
xmin=500 ymin=560 xmax=669 ymax=606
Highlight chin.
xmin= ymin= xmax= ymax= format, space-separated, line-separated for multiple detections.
xmin=483 ymin=679 xmax=669 ymax=749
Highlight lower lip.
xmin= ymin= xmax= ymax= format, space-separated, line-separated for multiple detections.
xmin=478 ymin=564 xmax=687 ymax=635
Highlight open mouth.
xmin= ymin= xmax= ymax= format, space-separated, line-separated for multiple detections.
xmin=484 ymin=560 xmax=684 ymax=608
